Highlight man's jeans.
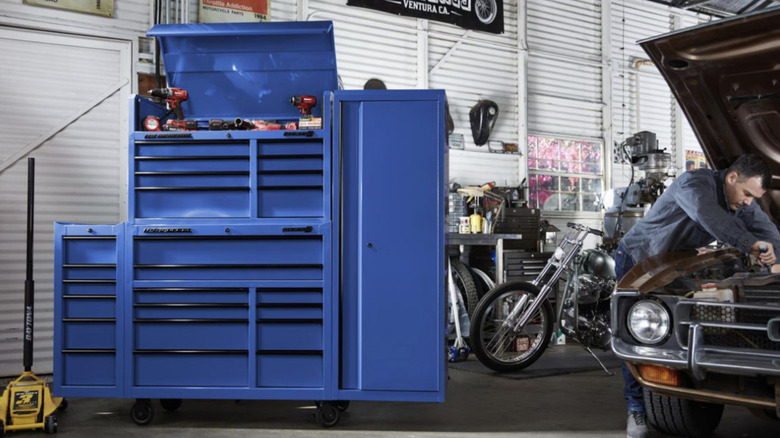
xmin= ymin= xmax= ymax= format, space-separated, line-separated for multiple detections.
xmin=614 ymin=244 xmax=644 ymax=413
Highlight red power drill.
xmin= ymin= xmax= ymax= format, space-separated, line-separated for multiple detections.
xmin=290 ymin=95 xmax=316 ymax=116
xmin=150 ymin=88 xmax=188 ymax=120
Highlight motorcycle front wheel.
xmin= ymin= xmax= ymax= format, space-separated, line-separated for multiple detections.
xmin=470 ymin=281 xmax=554 ymax=372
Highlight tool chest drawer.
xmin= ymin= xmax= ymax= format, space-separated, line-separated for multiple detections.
xmin=55 ymin=224 xmax=124 ymax=394
xmin=130 ymin=136 xmax=330 ymax=221
xmin=62 ymin=353 xmax=116 ymax=386
xmin=62 ymin=321 xmax=116 ymax=349
xmin=257 ymin=353 xmax=323 ymax=387
xmin=133 ymin=232 xmax=324 ymax=281
xmin=133 ymin=287 xmax=250 ymax=351
xmin=134 ymin=353 xmax=249 ymax=387
xmin=132 ymin=140 xmax=251 ymax=219
xmin=257 ymin=140 xmax=325 ymax=218
xmin=135 ymin=321 xmax=248 ymax=350
xmin=257 ymin=321 xmax=322 ymax=351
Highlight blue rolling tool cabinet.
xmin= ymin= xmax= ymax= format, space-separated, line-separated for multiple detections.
xmin=52 ymin=21 xmax=447 ymax=427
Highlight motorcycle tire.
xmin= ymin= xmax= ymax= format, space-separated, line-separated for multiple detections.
xmin=450 ymin=258 xmax=479 ymax=317
xmin=470 ymin=281 xmax=554 ymax=373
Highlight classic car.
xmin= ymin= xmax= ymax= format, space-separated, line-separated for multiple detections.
xmin=611 ymin=7 xmax=780 ymax=438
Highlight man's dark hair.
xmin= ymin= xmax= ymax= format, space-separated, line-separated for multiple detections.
xmin=727 ymin=154 xmax=772 ymax=189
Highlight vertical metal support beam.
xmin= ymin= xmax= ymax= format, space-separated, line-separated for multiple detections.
xmin=517 ymin=0 xmax=529 ymax=186
xmin=297 ymin=0 xmax=308 ymax=21
xmin=119 ymin=42 xmax=133 ymax=222
xmin=496 ymin=238 xmax=505 ymax=284
xmin=417 ymin=20 xmax=429 ymax=89
xmin=602 ymin=0 xmax=613 ymax=192
xmin=671 ymin=14 xmax=686 ymax=174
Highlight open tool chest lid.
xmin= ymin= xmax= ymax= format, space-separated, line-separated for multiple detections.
xmin=147 ymin=21 xmax=338 ymax=120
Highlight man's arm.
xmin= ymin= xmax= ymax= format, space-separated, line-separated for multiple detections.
xmin=742 ymin=204 xmax=780 ymax=248
xmin=674 ymin=174 xmax=758 ymax=254
xmin=741 ymin=204 xmax=780 ymax=266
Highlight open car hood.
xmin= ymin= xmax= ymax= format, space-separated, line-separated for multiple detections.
xmin=639 ymin=8 xmax=780 ymax=220
xmin=617 ymin=248 xmax=780 ymax=294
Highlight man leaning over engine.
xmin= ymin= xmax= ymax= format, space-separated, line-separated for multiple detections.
xmin=613 ymin=154 xmax=780 ymax=438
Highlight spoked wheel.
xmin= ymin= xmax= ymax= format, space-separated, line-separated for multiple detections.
xmin=470 ymin=281 xmax=553 ymax=372
xmin=474 ymin=0 xmax=498 ymax=24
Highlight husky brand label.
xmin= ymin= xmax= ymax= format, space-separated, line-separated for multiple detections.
xmin=13 ymin=390 xmax=40 ymax=411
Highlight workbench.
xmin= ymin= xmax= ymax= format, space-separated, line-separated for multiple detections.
xmin=448 ymin=233 xmax=523 ymax=284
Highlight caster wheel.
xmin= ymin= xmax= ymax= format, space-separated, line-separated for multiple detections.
xmin=160 ymin=399 xmax=182 ymax=411
xmin=57 ymin=398 xmax=68 ymax=413
xmin=44 ymin=415 xmax=58 ymax=434
xmin=315 ymin=402 xmax=340 ymax=427
xmin=131 ymin=399 xmax=154 ymax=426
xmin=336 ymin=401 xmax=350 ymax=412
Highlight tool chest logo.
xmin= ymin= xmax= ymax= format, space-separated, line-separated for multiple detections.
xmin=13 ymin=390 xmax=39 ymax=411
xmin=348 ymin=0 xmax=503 ymax=34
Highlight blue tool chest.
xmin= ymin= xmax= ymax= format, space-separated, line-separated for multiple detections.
xmin=52 ymin=21 xmax=446 ymax=426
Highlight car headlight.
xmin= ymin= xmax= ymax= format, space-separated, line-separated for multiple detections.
xmin=627 ymin=300 xmax=670 ymax=344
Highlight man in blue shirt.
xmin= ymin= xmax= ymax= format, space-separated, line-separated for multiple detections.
xmin=615 ymin=154 xmax=780 ymax=438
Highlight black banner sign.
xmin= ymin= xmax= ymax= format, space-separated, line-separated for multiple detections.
xmin=347 ymin=0 xmax=503 ymax=34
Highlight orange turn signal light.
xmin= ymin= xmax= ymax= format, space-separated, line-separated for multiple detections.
xmin=638 ymin=364 xmax=680 ymax=386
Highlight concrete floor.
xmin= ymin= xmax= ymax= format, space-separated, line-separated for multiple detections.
xmin=4 ymin=347 xmax=780 ymax=437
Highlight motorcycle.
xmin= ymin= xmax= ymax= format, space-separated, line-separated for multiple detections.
xmin=469 ymin=222 xmax=616 ymax=373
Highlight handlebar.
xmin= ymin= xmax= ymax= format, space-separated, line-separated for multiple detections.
xmin=566 ymin=222 xmax=604 ymax=237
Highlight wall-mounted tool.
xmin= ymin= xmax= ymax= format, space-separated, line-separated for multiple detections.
xmin=150 ymin=87 xmax=188 ymax=120
xmin=290 ymin=95 xmax=316 ymax=116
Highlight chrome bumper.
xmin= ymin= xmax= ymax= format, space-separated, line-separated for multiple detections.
xmin=611 ymin=291 xmax=780 ymax=380
xmin=612 ymin=327 xmax=780 ymax=378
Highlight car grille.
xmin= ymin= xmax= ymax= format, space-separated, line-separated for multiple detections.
xmin=684 ymin=286 xmax=780 ymax=352
xmin=691 ymin=305 xmax=780 ymax=351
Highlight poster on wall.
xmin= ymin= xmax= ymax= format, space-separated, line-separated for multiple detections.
xmin=23 ymin=0 xmax=113 ymax=17
xmin=347 ymin=0 xmax=503 ymax=34
xmin=685 ymin=150 xmax=710 ymax=172
xmin=199 ymin=0 xmax=270 ymax=23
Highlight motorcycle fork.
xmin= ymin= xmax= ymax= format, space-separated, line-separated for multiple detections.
xmin=555 ymin=262 xmax=580 ymax=338
xmin=511 ymin=231 xmax=587 ymax=331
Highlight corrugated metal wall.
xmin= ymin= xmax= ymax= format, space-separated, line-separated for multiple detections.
xmin=305 ymin=0 xmax=523 ymax=187
xmin=0 ymin=29 xmax=130 ymax=376
xmin=0 ymin=0 xmax=151 ymax=38
xmin=527 ymin=0 xmax=603 ymax=140
xmin=610 ymin=0 xmax=709 ymax=186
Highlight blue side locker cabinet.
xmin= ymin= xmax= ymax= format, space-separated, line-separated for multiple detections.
xmin=52 ymin=21 xmax=446 ymax=427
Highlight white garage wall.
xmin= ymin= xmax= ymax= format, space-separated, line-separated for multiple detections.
xmin=0 ymin=0 xmax=151 ymax=39
xmin=0 ymin=28 xmax=131 ymax=376
xmin=305 ymin=0 xmax=524 ymax=187
xmin=610 ymin=0 xmax=710 ymax=187
xmin=527 ymin=0 xmax=603 ymax=141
